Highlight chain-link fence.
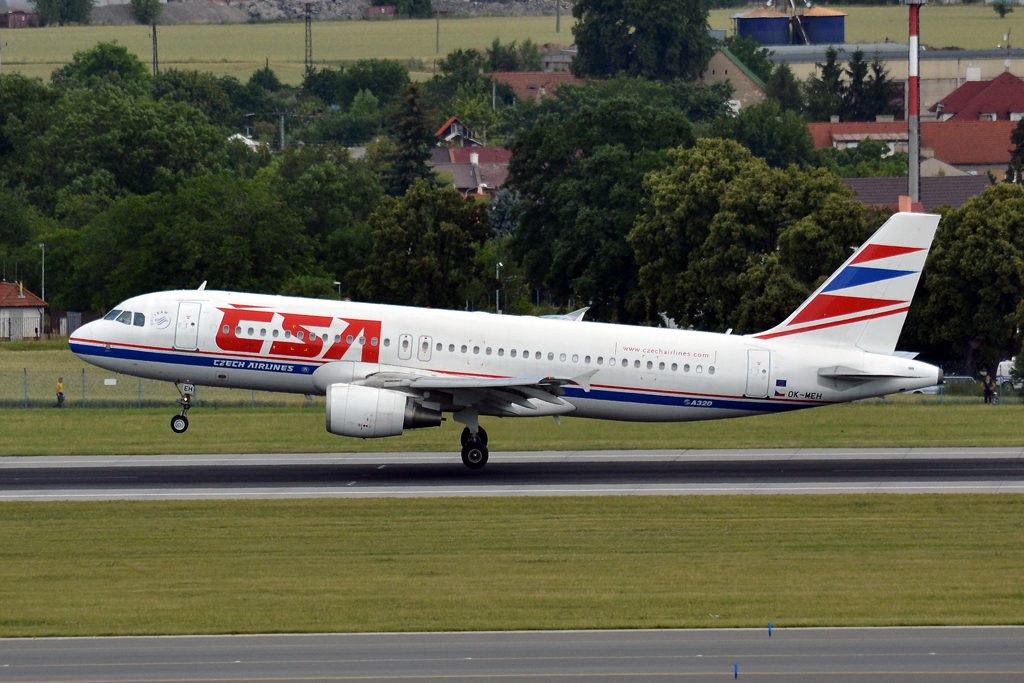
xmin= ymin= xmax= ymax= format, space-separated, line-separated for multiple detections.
xmin=0 ymin=366 xmax=324 ymax=409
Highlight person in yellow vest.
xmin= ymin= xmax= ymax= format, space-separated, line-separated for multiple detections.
xmin=56 ymin=377 xmax=65 ymax=408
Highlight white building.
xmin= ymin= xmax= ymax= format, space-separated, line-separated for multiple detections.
xmin=0 ymin=280 xmax=47 ymax=341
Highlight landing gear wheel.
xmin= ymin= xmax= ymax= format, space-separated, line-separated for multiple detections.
xmin=461 ymin=426 xmax=488 ymax=447
xmin=171 ymin=415 xmax=189 ymax=434
xmin=461 ymin=440 xmax=489 ymax=469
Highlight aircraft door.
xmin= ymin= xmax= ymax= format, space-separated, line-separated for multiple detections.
xmin=745 ymin=349 xmax=771 ymax=398
xmin=398 ymin=334 xmax=413 ymax=360
xmin=173 ymin=302 xmax=202 ymax=350
xmin=417 ymin=336 xmax=432 ymax=362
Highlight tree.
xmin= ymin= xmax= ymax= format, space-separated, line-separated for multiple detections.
xmin=709 ymin=100 xmax=814 ymax=169
xmin=866 ymin=55 xmax=900 ymax=120
xmin=5 ymin=84 xmax=227 ymax=213
xmin=1007 ymin=118 xmax=1024 ymax=184
xmin=571 ymin=0 xmax=715 ymax=82
xmin=50 ymin=42 xmax=151 ymax=91
xmin=506 ymin=81 xmax=696 ymax=321
xmin=913 ymin=184 xmax=1024 ymax=372
xmin=803 ymin=46 xmax=844 ymax=122
xmin=994 ymin=0 xmax=1013 ymax=18
xmin=129 ymin=0 xmax=162 ymax=25
xmin=765 ymin=63 xmax=803 ymax=113
xmin=628 ymin=139 xmax=876 ymax=332
xmin=486 ymin=38 xmax=543 ymax=73
xmin=35 ymin=0 xmax=92 ymax=26
xmin=152 ymin=69 xmax=236 ymax=128
xmin=843 ymin=49 xmax=871 ymax=122
xmin=812 ymin=138 xmax=909 ymax=178
xmin=722 ymin=35 xmax=774 ymax=83
xmin=49 ymin=173 xmax=314 ymax=312
xmin=383 ymin=84 xmax=436 ymax=196
xmin=351 ymin=180 xmax=490 ymax=309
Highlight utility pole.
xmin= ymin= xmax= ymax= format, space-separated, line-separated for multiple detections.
xmin=279 ymin=111 xmax=285 ymax=151
xmin=556 ymin=1 xmax=560 ymax=33
xmin=436 ymin=12 xmax=440 ymax=54
xmin=152 ymin=23 xmax=159 ymax=76
xmin=38 ymin=243 xmax=44 ymax=304
xmin=304 ymin=3 xmax=313 ymax=74
xmin=0 ymin=29 xmax=5 ymax=77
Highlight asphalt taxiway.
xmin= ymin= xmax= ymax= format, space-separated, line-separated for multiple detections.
xmin=1 ymin=627 xmax=1022 ymax=682
xmin=1 ymin=447 xmax=1023 ymax=500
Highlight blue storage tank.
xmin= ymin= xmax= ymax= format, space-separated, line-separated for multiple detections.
xmin=801 ymin=8 xmax=846 ymax=45
xmin=733 ymin=9 xmax=790 ymax=46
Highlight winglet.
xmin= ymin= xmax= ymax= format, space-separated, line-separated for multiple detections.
xmin=572 ymin=369 xmax=599 ymax=392
xmin=198 ymin=281 xmax=207 ymax=291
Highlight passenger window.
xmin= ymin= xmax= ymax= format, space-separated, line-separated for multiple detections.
xmin=422 ymin=340 xmax=429 ymax=351
xmin=659 ymin=362 xmax=665 ymax=370
xmin=572 ymin=354 xmax=579 ymax=363
xmin=273 ymin=329 xmax=280 ymax=338
xmin=133 ymin=312 xmax=145 ymax=327
xmin=461 ymin=345 xmax=468 ymax=353
xmin=511 ymin=349 xmax=517 ymax=358
xmin=247 ymin=327 xmax=254 ymax=336
xmin=372 ymin=337 xmax=379 ymax=346
xmin=298 ymin=331 xmax=305 ymax=341
xmin=683 ymin=364 xmax=690 ymax=372
xmin=486 ymin=347 xmax=492 ymax=355
xmin=597 ymin=357 xmax=604 ymax=365
xmin=436 ymin=343 xmax=442 ymax=351
xmin=358 ymin=337 xmax=365 ymax=344
xmin=223 ymin=325 xmax=230 ymax=334
xmin=610 ymin=358 xmax=616 ymax=367
xmin=235 ymin=326 xmax=242 ymax=335
xmin=696 ymin=365 xmax=703 ymax=374
xmin=322 ymin=334 xmax=329 ymax=342
xmin=647 ymin=361 xmax=653 ymax=369
xmin=547 ymin=352 xmax=554 ymax=361
xmin=347 ymin=335 xmax=355 ymax=344
xmin=524 ymin=350 xmax=529 ymax=358
xmin=402 ymin=338 xmax=410 ymax=350
xmin=635 ymin=360 xmax=641 ymax=368
xmin=104 ymin=309 xmax=122 ymax=321
xmin=383 ymin=338 xmax=390 ymax=347
xmin=560 ymin=353 xmax=566 ymax=362
xmin=261 ymin=329 xmax=267 ymax=337
xmin=585 ymin=356 xmax=591 ymax=364
xmin=474 ymin=346 xmax=480 ymax=354
xmin=498 ymin=348 xmax=505 ymax=356
xmin=449 ymin=344 xmax=455 ymax=352
xmin=709 ymin=366 xmax=715 ymax=375
xmin=115 ymin=311 xmax=132 ymax=325
xmin=285 ymin=331 xmax=292 ymax=339
xmin=335 ymin=335 xmax=341 ymax=343
xmin=671 ymin=363 xmax=678 ymax=371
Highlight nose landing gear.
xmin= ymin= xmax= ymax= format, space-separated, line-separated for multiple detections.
xmin=171 ymin=382 xmax=195 ymax=433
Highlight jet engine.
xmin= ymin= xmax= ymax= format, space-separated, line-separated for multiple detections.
xmin=326 ymin=383 xmax=441 ymax=438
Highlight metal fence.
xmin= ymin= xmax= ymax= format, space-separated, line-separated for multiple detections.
xmin=0 ymin=366 xmax=324 ymax=409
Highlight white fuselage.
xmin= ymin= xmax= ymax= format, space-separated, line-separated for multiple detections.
xmin=69 ymin=290 xmax=942 ymax=424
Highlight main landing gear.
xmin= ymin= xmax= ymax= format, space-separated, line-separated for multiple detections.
xmin=460 ymin=426 xmax=489 ymax=470
xmin=171 ymin=382 xmax=195 ymax=434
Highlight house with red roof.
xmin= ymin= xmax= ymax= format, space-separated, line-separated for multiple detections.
xmin=435 ymin=117 xmax=480 ymax=147
xmin=0 ymin=281 xmax=47 ymax=341
xmin=429 ymin=147 xmax=510 ymax=197
xmin=930 ymin=72 xmax=1024 ymax=122
xmin=487 ymin=71 xmax=584 ymax=103
xmin=808 ymin=120 xmax=1016 ymax=176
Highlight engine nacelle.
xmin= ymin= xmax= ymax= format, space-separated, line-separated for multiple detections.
xmin=326 ymin=383 xmax=441 ymax=438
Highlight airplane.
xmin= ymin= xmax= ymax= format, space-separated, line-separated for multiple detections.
xmin=69 ymin=210 xmax=943 ymax=469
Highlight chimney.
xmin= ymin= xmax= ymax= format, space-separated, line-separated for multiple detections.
xmin=470 ymin=152 xmax=479 ymax=165
xmin=830 ymin=115 xmax=840 ymax=123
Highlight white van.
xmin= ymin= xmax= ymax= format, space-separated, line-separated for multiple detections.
xmin=997 ymin=357 xmax=1022 ymax=391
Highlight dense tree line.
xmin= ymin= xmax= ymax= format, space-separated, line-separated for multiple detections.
xmin=1 ymin=26 xmax=1021 ymax=371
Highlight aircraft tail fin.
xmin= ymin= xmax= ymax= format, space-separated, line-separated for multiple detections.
xmin=752 ymin=210 xmax=940 ymax=355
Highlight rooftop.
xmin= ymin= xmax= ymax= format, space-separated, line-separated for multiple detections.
xmin=930 ymin=71 xmax=1024 ymax=121
xmin=487 ymin=71 xmax=585 ymax=102
xmin=842 ymin=175 xmax=992 ymax=211
xmin=0 ymin=281 xmax=46 ymax=308
xmin=808 ymin=120 xmax=1017 ymax=165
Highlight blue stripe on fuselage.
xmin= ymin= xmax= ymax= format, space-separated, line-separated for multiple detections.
xmin=69 ymin=342 xmax=319 ymax=375
xmin=562 ymin=387 xmax=813 ymax=413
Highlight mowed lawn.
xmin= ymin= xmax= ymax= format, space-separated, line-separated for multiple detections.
xmin=1 ymin=402 xmax=1022 ymax=456
xmin=1 ymin=7 xmax=1022 ymax=83
xmin=0 ymin=495 xmax=1021 ymax=636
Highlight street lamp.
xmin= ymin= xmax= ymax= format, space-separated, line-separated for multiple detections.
xmin=38 ymin=242 xmax=44 ymax=303
xmin=333 ymin=280 xmax=342 ymax=298
xmin=495 ymin=262 xmax=503 ymax=314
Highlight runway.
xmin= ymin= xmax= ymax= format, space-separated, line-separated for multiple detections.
xmin=1 ymin=627 xmax=1022 ymax=681
xmin=1 ymin=448 xmax=1023 ymax=500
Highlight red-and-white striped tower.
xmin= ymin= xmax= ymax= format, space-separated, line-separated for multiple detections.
xmin=907 ymin=0 xmax=926 ymax=203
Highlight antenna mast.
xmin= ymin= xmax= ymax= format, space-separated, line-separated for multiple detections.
xmin=304 ymin=3 xmax=313 ymax=74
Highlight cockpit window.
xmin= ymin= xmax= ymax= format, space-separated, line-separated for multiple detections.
xmin=115 ymin=311 xmax=133 ymax=325
xmin=104 ymin=309 xmax=122 ymax=321
xmin=133 ymin=312 xmax=145 ymax=327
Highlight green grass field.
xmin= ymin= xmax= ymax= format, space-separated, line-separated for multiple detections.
xmin=0 ymin=7 xmax=1020 ymax=84
xmin=0 ymin=495 xmax=1020 ymax=636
